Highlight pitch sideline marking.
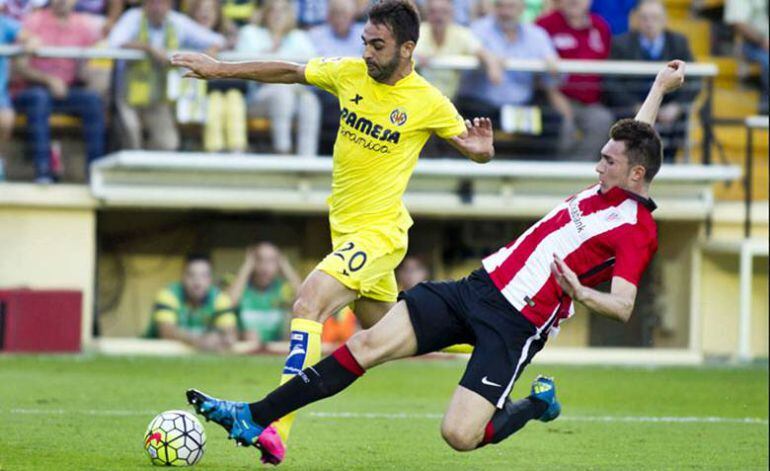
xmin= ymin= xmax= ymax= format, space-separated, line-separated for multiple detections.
xmin=3 ymin=408 xmax=768 ymax=425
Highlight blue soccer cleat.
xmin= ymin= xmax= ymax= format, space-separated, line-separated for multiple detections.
xmin=186 ymin=389 xmax=264 ymax=447
xmin=530 ymin=375 xmax=561 ymax=422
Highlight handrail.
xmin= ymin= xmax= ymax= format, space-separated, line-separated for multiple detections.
xmin=0 ymin=45 xmax=719 ymax=76
xmin=94 ymin=150 xmax=741 ymax=181
xmin=743 ymin=115 xmax=769 ymax=237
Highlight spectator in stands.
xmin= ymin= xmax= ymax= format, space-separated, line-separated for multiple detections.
xmin=228 ymin=242 xmax=301 ymax=344
xmin=590 ymin=0 xmax=637 ymax=36
xmin=308 ymin=0 xmax=363 ymax=154
xmin=415 ymin=0 xmax=503 ymax=100
xmin=101 ymin=0 xmax=141 ymax=32
xmin=604 ymin=0 xmax=696 ymax=162
xmin=521 ymin=0 xmax=551 ymax=23
xmin=237 ymin=0 xmax=320 ymax=156
xmin=12 ymin=0 xmax=105 ymax=183
xmin=536 ymin=0 xmax=615 ymax=160
xmin=147 ymin=254 xmax=237 ymax=352
xmin=724 ymin=0 xmax=768 ymax=114
xmin=416 ymin=0 xmax=478 ymax=25
xmin=457 ymin=0 xmax=570 ymax=158
xmin=189 ymin=0 xmax=246 ymax=153
xmin=308 ymin=0 xmax=363 ymax=58
xmin=220 ymin=0 xmax=256 ymax=28
xmin=396 ymin=255 xmax=430 ymax=291
xmin=75 ymin=0 xmax=114 ymax=15
xmin=295 ymin=0 xmax=327 ymax=29
xmin=0 ymin=7 xmax=20 ymax=160
xmin=1 ymin=0 xmax=46 ymax=21
xmin=108 ymin=0 xmax=225 ymax=151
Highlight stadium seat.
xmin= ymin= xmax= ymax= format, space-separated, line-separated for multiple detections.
xmin=13 ymin=114 xmax=82 ymax=130
xmin=667 ymin=18 xmax=712 ymax=59
xmin=662 ymin=0 xmax=692 ymax=20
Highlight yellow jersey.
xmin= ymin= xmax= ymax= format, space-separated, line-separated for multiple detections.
xmin=305 ymin=57 xmax=466 ymax=234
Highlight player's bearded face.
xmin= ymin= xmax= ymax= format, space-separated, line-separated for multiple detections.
xmin=362 ymin=22 xmax=407 ymax=82
xmin=366 ymin=48 xmax=401 ymax=81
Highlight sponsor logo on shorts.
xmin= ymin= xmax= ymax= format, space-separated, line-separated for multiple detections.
xmin=481 ymin=376 xmax=502 ymax=387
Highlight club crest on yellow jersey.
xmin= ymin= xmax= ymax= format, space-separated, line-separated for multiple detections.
xmin=389 ymin=108 xmax=408 ymax=126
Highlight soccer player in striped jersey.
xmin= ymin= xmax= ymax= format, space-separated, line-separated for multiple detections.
xmin=185 ymin=56 xmax=685 ymax=463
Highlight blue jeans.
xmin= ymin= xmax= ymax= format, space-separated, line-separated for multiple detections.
xmin=13 ymin=86 xmax=105 ymax=178
xmin=744 ymin=43 xmax=769 ymax=111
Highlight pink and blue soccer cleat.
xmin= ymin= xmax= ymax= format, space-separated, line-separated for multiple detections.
xmin=186 ymin=389 xmax=286 ymax=465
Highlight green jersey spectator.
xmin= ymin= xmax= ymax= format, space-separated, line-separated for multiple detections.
xmin=229 ymin=242 xmax=302 ymax=344
xmin=147 ymin=254 xmax=237 ymax=352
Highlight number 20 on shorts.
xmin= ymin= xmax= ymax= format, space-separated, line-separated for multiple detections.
xmin=333 ymin=242 xmax=368 ymax=272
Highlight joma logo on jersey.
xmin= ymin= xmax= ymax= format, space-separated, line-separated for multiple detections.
xmin=339 ymin=107 xmax=401 ymax=144
xmin=389 ymin=108 xmax=407 ymax=126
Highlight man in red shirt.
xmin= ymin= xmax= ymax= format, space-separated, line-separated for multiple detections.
xmin=184 ymin=61 xmax=687 ymax=460
xmin=536 ymin=0 xmax=614 ymax=161
xmin=12 ymin=0 xmax=104 ymax=182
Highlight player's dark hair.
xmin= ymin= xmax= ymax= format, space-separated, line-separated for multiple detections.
xmin=368 ymin=0 xmax=420 ymax=46
xmin=185 ymin=253 xmax=211 ymax=266
xmin=609 ymin=119 xmax=662 ymax=183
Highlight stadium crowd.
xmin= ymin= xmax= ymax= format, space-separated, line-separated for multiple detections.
xmin=0 ymin=0 xmax=765 ymax=182
xmin=145 ymin=246 xmax=430 ymax=352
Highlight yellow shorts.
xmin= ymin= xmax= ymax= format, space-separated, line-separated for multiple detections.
xmin=316 ymin=227 xmax=408 ymax=303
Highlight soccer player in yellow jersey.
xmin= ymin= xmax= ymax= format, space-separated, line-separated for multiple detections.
xmin=172 ymin=0 xmax=494 ymax=463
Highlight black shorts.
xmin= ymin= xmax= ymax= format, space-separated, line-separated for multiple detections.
xmin=398 ymin=268 xmax=552 ymax=408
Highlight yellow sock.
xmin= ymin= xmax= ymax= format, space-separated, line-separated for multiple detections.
xmin=442 ymin=344 xmax=474 ymax=354
xmin=273 ymin=317 xmax=323 ymax=444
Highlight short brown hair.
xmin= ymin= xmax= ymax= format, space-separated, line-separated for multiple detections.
xmin=368 ymin=0 xmax=421 ymax=45
xmin=609 ymin=119 xmax=662 ymax=183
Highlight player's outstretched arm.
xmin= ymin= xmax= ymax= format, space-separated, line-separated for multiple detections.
xmin=635 ymin=60 xmax=686 ymax=126
xmin=170 ymin=52 xmax=308 ymax=85
xmin=448 ymin=117 xmax=495 ymax=163
xmin=551 ymin=255 xmax=636 ymax=322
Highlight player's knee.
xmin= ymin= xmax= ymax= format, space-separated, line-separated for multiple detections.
xmin=292 ymin=296 xmax=322 ymax=321
xmin=440 ymin=423 xmax=479 ymax=452
xmin=345 ymin=329 xmax=375 ymax=366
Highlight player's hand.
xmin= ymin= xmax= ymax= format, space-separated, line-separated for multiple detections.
xmin=654 ymin=60 xmax=685 ymax=94
xmin=170 ymin=52 xmax=221 ymax=79
xmin=551 ymin=254 xmax=584 ymax=302
xmin=456 ymin=117 xmax=494 ymax=163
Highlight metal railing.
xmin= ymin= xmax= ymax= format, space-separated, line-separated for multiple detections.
xmin=744 ymin=115 xmax=770 ymax=238
xmin=0 ymin=45 xmax=720 ymax=161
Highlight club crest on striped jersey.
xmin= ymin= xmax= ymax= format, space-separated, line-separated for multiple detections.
xmin=389 ymin=108 xmax=407 ymax=126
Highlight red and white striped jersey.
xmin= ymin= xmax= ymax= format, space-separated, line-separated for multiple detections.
xmin=482 ymin=184 xmax=658 ymax=329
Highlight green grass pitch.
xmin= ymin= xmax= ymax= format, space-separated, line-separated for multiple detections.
xmin=0 ymin=355 xmax=767 ymax=470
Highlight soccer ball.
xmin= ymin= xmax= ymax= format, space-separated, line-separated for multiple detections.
xmin=144 ymin=410 xmax=206 ymax=466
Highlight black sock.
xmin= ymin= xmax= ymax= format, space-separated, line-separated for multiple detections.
xmin=479 ymin=397 xmax=548 ymax=447
xmin=248 ymin=345 xmax=365 ymax=427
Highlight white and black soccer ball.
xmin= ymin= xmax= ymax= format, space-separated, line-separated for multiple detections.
xmin=144 ymin=410 xmax=206 ymax=466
